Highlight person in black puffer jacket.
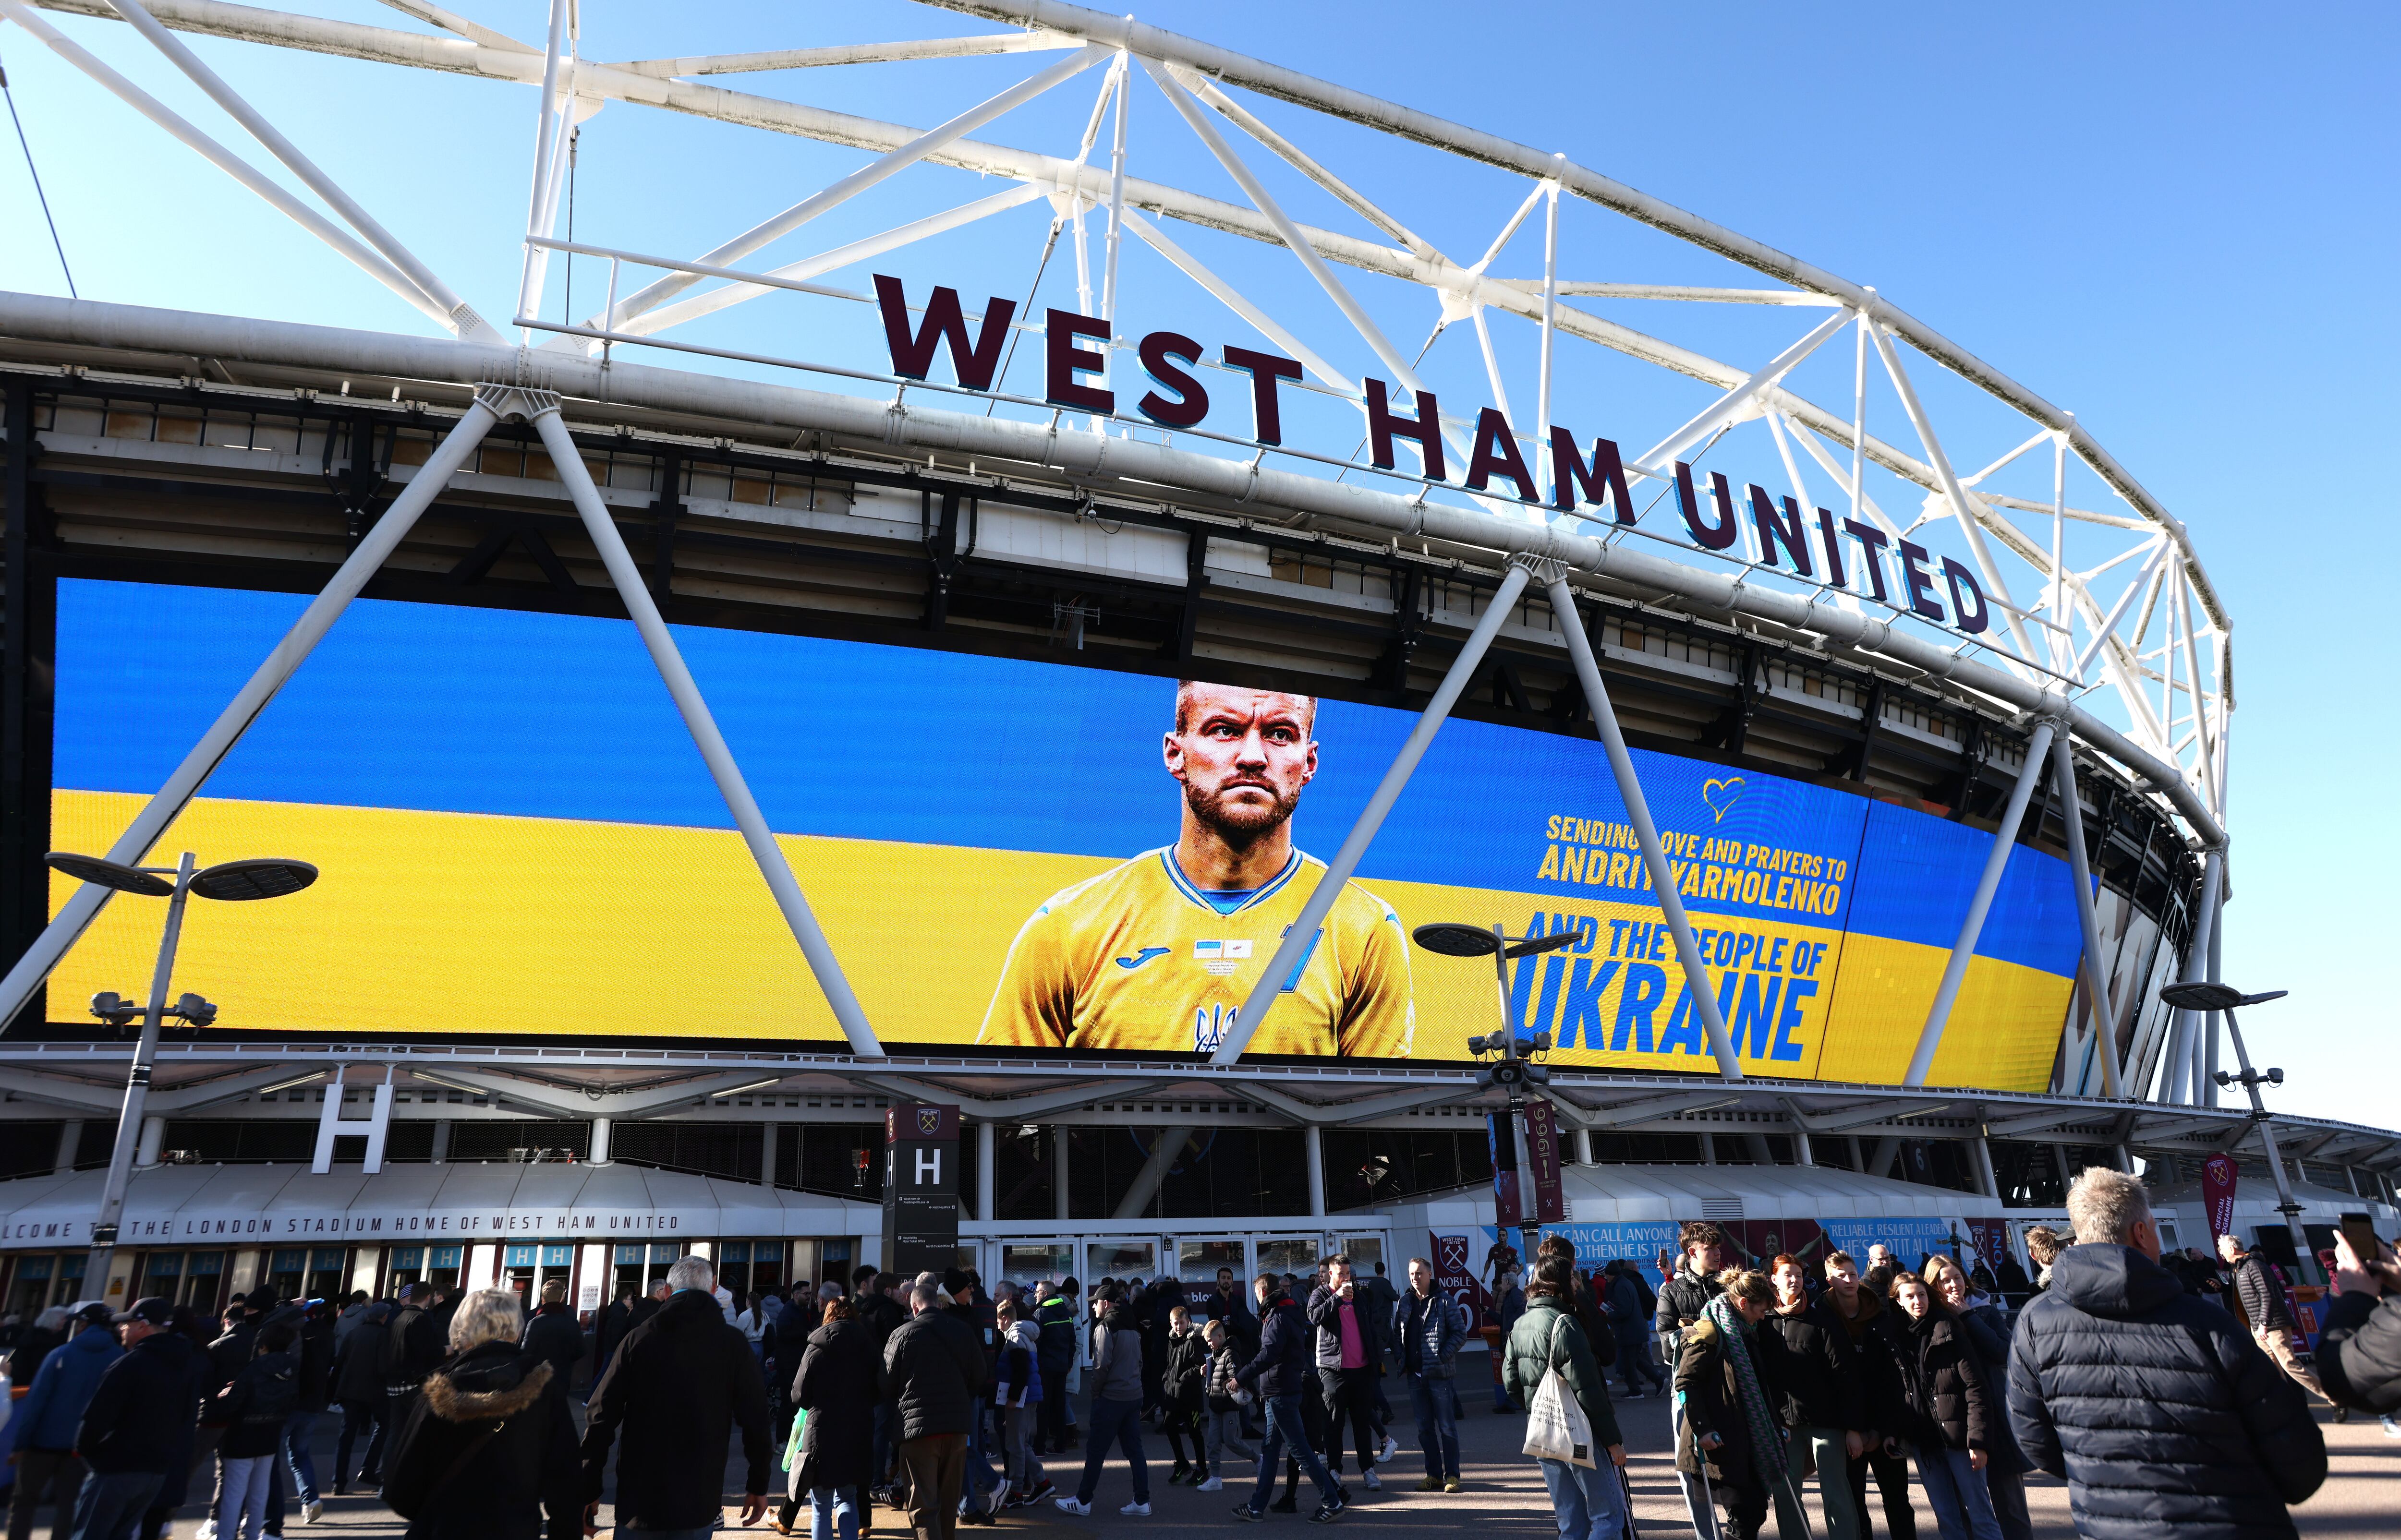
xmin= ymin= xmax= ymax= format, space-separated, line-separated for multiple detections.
xmin=882 ymin=1278 xmax=986 ymax=1540
xmin=210 ymin=1320 xmax=301 ymax=1540
xmin=384 ymin=1290 xmax=579 ymax=1540
xmin=1927 ymin=1255 xmax=2030 ymax=1540
xmin=1890 ymin=1272 xmax=2001 ymax=1540
xmin=2320 ymin=1231 xmax=2401 ymax=1418
xmin=2008 ymin=1168 xmax=2325 ymax=1540
xmin=331 ymin=1300 xmax=390 ymax=1493
xmin=70 ymin=1298 xmax=204 ymax=1540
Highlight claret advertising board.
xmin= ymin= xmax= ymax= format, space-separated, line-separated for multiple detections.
xmin=47 ymin=578 xmax=2081 ymax=1088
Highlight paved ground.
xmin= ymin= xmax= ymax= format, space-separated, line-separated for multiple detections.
xmin=128 ymin=1374 xmax=2399 ymax=1540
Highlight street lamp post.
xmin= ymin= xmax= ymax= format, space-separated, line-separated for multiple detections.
xmin=48 ymin=849 xmax=317 ymax=1294
xmin=1412 ymin=920 xmax=1579 ymax=1263
xmin=2160 ymin=981 xmax=2304 ymax=1266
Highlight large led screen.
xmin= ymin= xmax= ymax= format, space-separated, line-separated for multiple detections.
xmin=47 ymin=579 xmax=2082 ymax=1088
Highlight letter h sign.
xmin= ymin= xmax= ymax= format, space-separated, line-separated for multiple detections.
xmin=882 ymin=1102 xmax=961 ymax=1280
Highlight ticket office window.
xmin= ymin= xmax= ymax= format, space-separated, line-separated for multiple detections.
xmin=1255 ymin=1237 xmax=1319 ymax=1282
xmin=429 ymin=1246 xmax=462 ymax=1294
xmin=1087 ymin=1240 xmax=1158 ymax=1283
xmin=389 ymin=1247 xmax=426 ymax=1292
xmin=182 ymin=1252 xmax=226 ymax=1310
xmin=1001 ymin=1243 xmax=1074 ymax=1290
xmin=267 ymin=1250 xmax=307 ymax=1302
xmin=6 ymin=1255 xmax=53 ymax=1316
xmin=1176 ymin=1239 xmax=1246 ymax=1287
xmin=612 ymin=1244 xmax=646 ymax=1304
xmin=305 ymin=1249 xmax=349 ymax=1302
xmin=505 ymin=1244 xmax=539 ymax=1304
xmin=142 ymin=1251 xmax=184 ymax=1303
xmin=50 ymin=1253 xmax=86 ymax=1308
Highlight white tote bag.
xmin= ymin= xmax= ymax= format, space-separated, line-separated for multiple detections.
xmin=1521 ymin=1312 xmax=1597 ymax=1468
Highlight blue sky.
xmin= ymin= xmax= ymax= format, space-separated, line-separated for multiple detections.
xmin=1 ymin=2 xmax=2392 ymax=1127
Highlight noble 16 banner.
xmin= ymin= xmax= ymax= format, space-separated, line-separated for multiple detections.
xmin=48 ymin=579 xmax=2082 ymax=1086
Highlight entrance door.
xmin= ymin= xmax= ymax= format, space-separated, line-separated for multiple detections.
xmin=305 ymin=1248 xmax=349 ymax=1303
xmin=181 ymin=1252 xmax=226 ymax=1312
xmin=996 ymin=1242 xmax=1073 ymax=1291
xmin=504 ymin=1244 xmax=539 ymax=1305
xmin=267 ymin=1249 xmax=307 ymax=1301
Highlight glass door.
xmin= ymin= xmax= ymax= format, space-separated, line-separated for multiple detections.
xmin=503 ymin=1244 xmax=539 ymax=1305
xmin=1255 ymin=1236 xmax=1320 ymax=1283
xmin=428 ymin=1246 xmax=462 ymax=1293
xmin=305 ymin=1248 xmax=349 ymax=1302
xmin=266 ymin=1249 xmax=307 ymax=1302
xmin=50 ymin=1252 xmax=86 ymax=1307
xmin=7 ymin=1255 xmax=53 ymax=1316
xmin=997 ymin=1241 xmax=1074 ymax=1291
xmin=1085 ymin=1239 xmax=1158 ymax=1284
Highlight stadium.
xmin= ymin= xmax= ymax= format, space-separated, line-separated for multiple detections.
xmin=0 ymin=0 xmax=2391 ymax=1326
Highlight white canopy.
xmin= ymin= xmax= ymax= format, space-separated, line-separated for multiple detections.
xmin=0 ymin=1161 xmax=880 ymax=1251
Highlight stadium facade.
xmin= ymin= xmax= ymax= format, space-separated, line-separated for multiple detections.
xmin=0 ymin=0 xmax=2392 ymax=1318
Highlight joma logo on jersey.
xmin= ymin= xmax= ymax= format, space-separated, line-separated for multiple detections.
xmin=1193 ymin=938 xmax=1252 ymax=976
xmin=1114 ymin=946 xmax=1171 ymax=970
xmin=1192 ymin=1004 xmax=1239 ymax=1053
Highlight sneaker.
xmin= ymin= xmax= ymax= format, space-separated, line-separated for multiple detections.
xmin=1026 ymin=1479 xmax=1055 ymax=1504
xmin=1442 ymin=1479 xmax=1462 ymax=1493
xmin=1309 ymin=1501 xmax=1342 ymax=1524
xmin=1197 ymin=1477 xmax=1223 ymax=1492
xmin=1119 ymin=1502 xmax=1151 ymax=1516
xmin=1361 ymin=1470 xmax=1380 ymax=1491
xmin=1232 ymin=1505 xmax=1264 ymax=1523
xmin=1416 ymin=1477 xmax=1441 ymax=1492
xmin=1271 ymin=1495 xmax=1299 ymax=1513
xmin=2382 ymin=1415 xmax=2401 ymax=1439
xmin=1376 ymin=1435 xmax=1399 ymax=1465
xmin=302 ymin=1502 xmax=324 ymax=1526
xmin=2334 ymin=1407 xmax=2352 ymax=1424
xmin=1170 ymin=1462 xmax=1193 ymax=1484
xmin=195 ymin=1522 xmax=218 ymax=1540
xmin=1054 ymin=1497 xmax=1091 ymax=1516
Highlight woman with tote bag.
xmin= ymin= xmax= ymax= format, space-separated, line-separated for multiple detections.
xmin=1503 ymin=1257 xmax=1627 ymax=1540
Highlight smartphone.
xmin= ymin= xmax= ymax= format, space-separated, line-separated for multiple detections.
xmin=2340 ymin=1212 xmax=2383 ymax=1263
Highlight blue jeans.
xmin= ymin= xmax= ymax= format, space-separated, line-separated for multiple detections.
xmin=1914 ymin=1446 xmax=2001 ymax=1540
xmin=1245 ymin=1394 xmax=1337 ymax=1515
xmin=69 ymin=1470 xmax=162 ymax=1540
xmin=1538 ymin=1457 xmax=1627 ymax=1540
xmin=1074 ymin=1396 xmax=1150 ymax=1506
xmin=808 ymin=1484 xmax=859 ymax=1540
xmin=1405 ymin=1376 xmax=1459 ymax=1482
xmin=958 ymin=1407 xmax=998 ymax=1515
xmin=281 ymin=1410 xmax=320 ymax=1506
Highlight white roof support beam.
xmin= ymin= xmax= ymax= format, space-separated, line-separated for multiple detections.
xmin=1565 ymin=1092 xmax=1742 ymax=1131
xmin=375 ymin=0 xmax=529 ymax=54
xmin=1633 ymin=307 xmax=1854 ymax=478
xmin=514 ymin=0 xmax=572 ymax=329
xmin=0 ymin=0 xmax=458 ymax=331
xmin=612 ymin=183 xmax=1048 ymax=342
xmin=855 ymin=1075 xmax=1173 ymax=1120
xmin=1119 ymin=209 xmax=1355 ymax=394
xmin=616 ymin=31 xmax=1080 ymax=78
xmin=107 ymin=0 xmax=497 ymax=340
xmin=1180 ymin=72 xmax=1438 ymax=263
xmin=596 ymin=42 xmax=1107 ymax=332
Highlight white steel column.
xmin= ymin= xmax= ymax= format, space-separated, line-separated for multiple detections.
xmin=1305 ymin=1125 xmax=1326 ymax=1218
xmin=528 ymin=400 xmax=885 ymax=1059
xmin=1904 ymin=718 xmax=2058 ymax=1088
xmin=589 ymin=1116 xmax=613 ymax=1166
xmin=1052 ymin=1130 xmax=1070 ymax=1223
xmin=2204 ymin=907 xmax=2223 ymax=1108
xmin=1792 ymin=1130 xmax=1814 ymax=1167
xmin=1542 ymin=573 xmax=1743 ymax=1080
xmin=1212 ymin=562 xmax=1532 ymax=1063
xmin=977 ymin=1121 xmax=997 ymax=1222
xmin=2049 ymin=734 xmax=2122 ymax=1097
xmin=0 ymin=398 xmax=498 ymax=1032
xmin=2159 ymin=848 xmax=2224 ymax=1104
xmin=1973 ymin=1135 xmax=2001 ymax=1202
xmin=134 ymin=1116 xmax=165 ymax=1169
xmin=1533 ymin=173 xmax=1559 ymax=504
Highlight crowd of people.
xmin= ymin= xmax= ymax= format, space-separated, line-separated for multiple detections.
xmin=1 ymin=1170 xmax=2393 ymax=1540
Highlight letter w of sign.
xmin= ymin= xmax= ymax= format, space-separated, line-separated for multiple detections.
xmin=873 ymin=275 xmax=1016 ymax=391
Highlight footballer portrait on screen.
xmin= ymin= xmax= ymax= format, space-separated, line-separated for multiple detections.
xmin=975 ymin=680 xmax=1416 ymax=1057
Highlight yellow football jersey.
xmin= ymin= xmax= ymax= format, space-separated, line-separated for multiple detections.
xmin=975 ymin=846 xmax=1416 ymax=1058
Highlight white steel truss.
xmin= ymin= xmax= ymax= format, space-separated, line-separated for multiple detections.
xmin=0 ymin=0 xmax=2236 ymax=1104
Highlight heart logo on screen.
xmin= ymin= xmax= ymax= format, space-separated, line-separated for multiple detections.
xmin=1702 ymin=777 xmax=1746 ymax=822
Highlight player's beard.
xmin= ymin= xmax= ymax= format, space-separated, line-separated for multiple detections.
xmin=1184 ymin=774 xmax=1300 ymax=850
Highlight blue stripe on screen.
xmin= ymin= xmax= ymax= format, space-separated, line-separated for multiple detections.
xmin=53 ymin=578 xmax=2077 ymax=974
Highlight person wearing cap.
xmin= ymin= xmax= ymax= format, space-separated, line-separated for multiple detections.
xmin=66 ymin=1299 xmax=203 ymax=1540
xmin=8 ymin=1302 xmax=124 ymax=1540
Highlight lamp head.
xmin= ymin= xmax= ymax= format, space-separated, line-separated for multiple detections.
xmin=86 ymin=992 xmax=142 ymax=1028
xmin=1413 ymin=923 xmax=1500 ymax=958
xmin=46 ymin=854 xmax=173 ymax=898
xmin=1502 ymin=929 xmax=1582 ymax=960
xmin=190 ymin=859 xmax=318 ymax=902
xmin=170 ymin=993 xmax=217 ymax=1026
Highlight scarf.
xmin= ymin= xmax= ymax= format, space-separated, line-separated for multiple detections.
xmin=1701 ymin=1295 xmax=1785 ymax=1483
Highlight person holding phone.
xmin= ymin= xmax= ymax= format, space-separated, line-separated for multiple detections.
xmin=2322 ymin=1224 xmax=2401 ymax=1435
